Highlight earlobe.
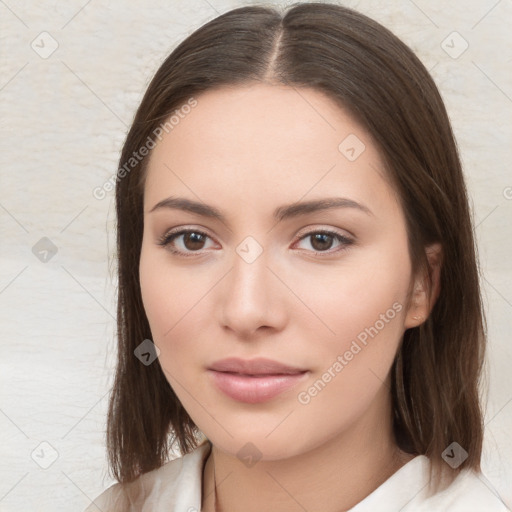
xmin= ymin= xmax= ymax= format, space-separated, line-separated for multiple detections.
xmin=404 ymin=243 xmax=443 ymax=329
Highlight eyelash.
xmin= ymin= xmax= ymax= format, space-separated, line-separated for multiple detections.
xmin=156 ymin=227 xmax=354 ymax=258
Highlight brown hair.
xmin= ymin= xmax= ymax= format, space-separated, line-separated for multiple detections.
xmin=107 ymin=1 xmax=486 ymax=494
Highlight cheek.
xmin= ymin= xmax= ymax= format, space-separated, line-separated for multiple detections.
xmin=289 ymin=239 xmax=411 ymax=404
xmin=295 ymin=245 xmax=410 ymax=343
xmin=139 ymin=246 xmax=190 ymax=346
xmin=292 ymin=256 xmax=409 ymax=427
xmin=139 ymin=245 xmax=217 ymax=373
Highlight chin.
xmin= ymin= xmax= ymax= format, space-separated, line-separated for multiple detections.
xmin=204 ymin=425 xmax=316 ymax=463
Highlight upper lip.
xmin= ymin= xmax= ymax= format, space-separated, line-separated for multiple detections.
xmin=209 ymin=357 xmax=308 ymax=375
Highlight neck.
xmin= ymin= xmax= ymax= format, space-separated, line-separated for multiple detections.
xmin=201 ymin=390 xmax=414 ymax=512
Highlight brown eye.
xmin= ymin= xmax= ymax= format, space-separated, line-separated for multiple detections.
xmin=181 ymin=232 xmax=207 ymax=251
xmin=295 ymin=230 xmax=354 ymax=255
xmin=157 ymin=229 xmax=215 ymax=256
xmin=310 ymin=233 xmax=335 ymax=251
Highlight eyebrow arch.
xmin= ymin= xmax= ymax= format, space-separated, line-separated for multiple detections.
xmin=148 ymin=196 xmax=374 ymax=222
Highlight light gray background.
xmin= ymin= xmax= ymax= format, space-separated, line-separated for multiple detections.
xmin=0 ymin=0 xmax=511 ymax=510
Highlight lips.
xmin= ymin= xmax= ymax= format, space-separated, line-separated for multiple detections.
xmin=207 ymin=357 xmax=309 ymax=403
xmin=208 ymin=357 xmax=307 ymax=376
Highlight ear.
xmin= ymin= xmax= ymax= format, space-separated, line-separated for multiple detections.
xmin=404 ymin=243 xmax=443 ymax=329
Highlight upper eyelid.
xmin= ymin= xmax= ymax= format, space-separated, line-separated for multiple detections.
xmin=295 ymin=225 xmax=354 ymax=240
xmin=163 ymin=226 xmax=217 ymax=244
xmin=162 ymin=224 xmax=354 ymax=240
xmin=161 ymin=226 xmax=354 ymax=251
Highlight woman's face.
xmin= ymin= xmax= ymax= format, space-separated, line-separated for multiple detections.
xmin=139 ymin=83 xmax=419 ymax=460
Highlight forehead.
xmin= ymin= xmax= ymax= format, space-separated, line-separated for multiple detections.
xmin=150 ymin=83 xmax=370 ymax=163
xmin=144 ymin=83 xmax=398 ymax=218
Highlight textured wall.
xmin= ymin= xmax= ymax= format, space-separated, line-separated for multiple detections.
xmin=0 ymin=1 xmax=511 ymax=510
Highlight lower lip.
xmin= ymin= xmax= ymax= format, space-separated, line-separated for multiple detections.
xmin=208 ymin=370 xmax=309 ymax=404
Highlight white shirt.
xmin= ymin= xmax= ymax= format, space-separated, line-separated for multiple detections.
xmin=85 ymin=439 xmax=510 ymax=511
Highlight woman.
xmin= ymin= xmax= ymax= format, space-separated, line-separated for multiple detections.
xmin=85 ymin=3 xmax=509 ymax=511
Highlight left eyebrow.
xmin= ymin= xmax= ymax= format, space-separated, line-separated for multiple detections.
xmin=274 ymin=197 xmax=374 ymax=222
xmin=147 ymin=196 xmax=374 ymax=223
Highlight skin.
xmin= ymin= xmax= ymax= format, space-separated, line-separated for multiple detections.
xmin=139 ymin=83 xmax=441 ymax=512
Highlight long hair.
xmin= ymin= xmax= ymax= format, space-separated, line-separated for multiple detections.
xmin=107 ymin=2 xmax=486 ymax=493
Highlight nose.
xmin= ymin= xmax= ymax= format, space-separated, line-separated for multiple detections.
xmin=217 ymin=245 xmax=288 ymax=339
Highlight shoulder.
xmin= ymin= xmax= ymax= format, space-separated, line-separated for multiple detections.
xmin=83 ymin=440 xmax=211 ymax=512
xmin=349 ymin=455 xmax=510 ymax=512
xmin=415 ymin=468 xmax=510 ymax=512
